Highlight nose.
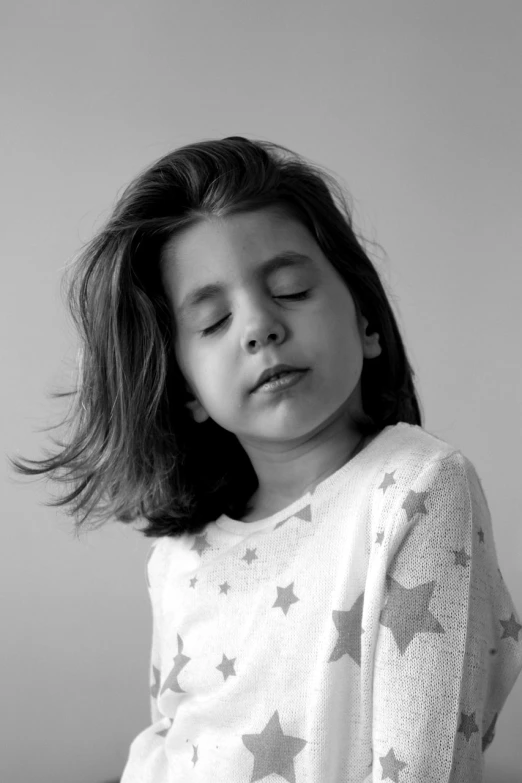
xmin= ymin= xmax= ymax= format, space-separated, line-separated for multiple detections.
xmin=240 ymin=297 xmax=286 ymax=352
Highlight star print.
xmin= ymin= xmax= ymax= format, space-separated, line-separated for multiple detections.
xmin=216 ymin=653 xmax=237 ymax=681
xmin=219 ymin=581 xmax=231 ymax=594
xmin=402 ymin=489 xmax=429 ymax=523
xmin=453 ymin=547 xmax=471 ymax=567
xmin=191 ymin=532 xmax=212 ymax=557
xmin=328 ymin=591 xmax=365 ymax=666
xmin=242 ymin=547 xmax=258 ymax=564
xmin=242 ymin=710 xmax=307 ymax=783
xmin=274 ymin=503 xmax=312 ymax=531
xmin=482 ymin=712 xmax=498 ymax=752
xmin=379 ymin=471 xmax=397 ymax=493
xmin=160 ymin=634 xmax=190 ymax=695
xmin=379 ymin=746 xmax=407 ymax=781
xmin=457 ymin=711 xmax=479 ymax=741
xmin=273 ymin=583 xmax=300 ymax=616
xmin=155 ymin=717 xmax=172 ymax=738
xmin=380 ymin=577 xmax=445 ymax=655
xmin=137 ymin=447 xmax=522 ymax=781
xmin=499 ymin=613 xmax=522 ymax=642
xmin=150 ymin=664 xmax=161 ymax=700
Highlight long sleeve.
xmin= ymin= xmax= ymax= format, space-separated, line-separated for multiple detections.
xmin=120 ymin=425 xmax=522 ymax=782
xmin=145 ymin=541 xmax=163 ymax=725
xmin=370 ymin=451 xmax=522 ymax=782
xmin=120 ymin=541 xmax=170 ymax=783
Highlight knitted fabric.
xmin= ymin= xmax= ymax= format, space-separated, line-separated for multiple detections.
xmin=120 ymin=422 xmax=522 ymax=782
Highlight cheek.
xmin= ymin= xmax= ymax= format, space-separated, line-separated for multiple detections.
xmin=193 ymin=349 xmax=229 ymax=396
xmin=174 ymin=336 xmax=193 ymax=379
xmin=175 ymin=341 xmax=211 ymax=402
xmin=313 ymin=307 xmax=355 ymax=356
xmin=321 ymin=321 xmax=364 ymax=383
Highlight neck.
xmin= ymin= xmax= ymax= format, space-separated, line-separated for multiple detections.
xmin=247 ymin=431 xmax=369 ymax=517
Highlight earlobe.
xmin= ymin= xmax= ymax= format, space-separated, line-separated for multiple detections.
xmin=182 ymin=375 xmax=210 ymax=423
xmin=186 ymin=399 xmax=210 ymax=423
xmin=364 ymin=330 xmax=382 ymax=359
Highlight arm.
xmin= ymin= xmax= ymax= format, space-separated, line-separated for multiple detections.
xmin=370 ymin=452 xmax=522 ymax=781
xmin=119 ymin=541 xmax=169 ymax=782
xmin=145 ymin=541 xmax=164 ymax=725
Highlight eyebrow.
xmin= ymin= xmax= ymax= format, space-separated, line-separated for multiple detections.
xmin=178 ymin=251 xmax=316 ymax=320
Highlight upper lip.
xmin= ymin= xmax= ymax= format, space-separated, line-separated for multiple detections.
xmin=252 ymin=364 xmax=306 ymax=391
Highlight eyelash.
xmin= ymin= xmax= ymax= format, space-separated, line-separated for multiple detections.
xmin=200 ymin=291 xmax=311 ymax=336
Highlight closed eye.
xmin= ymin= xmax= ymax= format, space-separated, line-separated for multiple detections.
xmin=200 ymin=290 xmax=311 ymax=336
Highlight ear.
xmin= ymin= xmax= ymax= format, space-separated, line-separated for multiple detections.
xmin=360 ymin=317 xmax=382 ymax=360
xmin=186 ymin=398 xmax=210 ymax=424
xmin=180 ymin=369 xmax=210 ymax=424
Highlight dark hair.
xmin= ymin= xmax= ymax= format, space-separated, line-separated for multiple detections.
xmin=8 ymin=136 xmax=423 ymax=539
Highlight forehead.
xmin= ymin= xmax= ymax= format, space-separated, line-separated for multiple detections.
xmin=160 ymin=210 xmax=322 ymax=318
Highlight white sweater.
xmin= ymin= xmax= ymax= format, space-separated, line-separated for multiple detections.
xmin=120 ymin=422 xmax=522 ymax=782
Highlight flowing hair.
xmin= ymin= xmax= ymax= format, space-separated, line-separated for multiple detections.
xmin=8 ymin=136 xmax=423 ymax=538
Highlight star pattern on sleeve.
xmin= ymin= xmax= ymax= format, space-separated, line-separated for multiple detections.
xmin=151 ymin=664 xmax=161 ymax=700
xmin=155 ymin=718 xmax=173 ymax=738
xmin=151 ymin=458 xmax=522 ymax=781
xmin=161 ymin=634 xmax=190 ymax=695
xmin=379 ymin=576 xmax=445 ymax=655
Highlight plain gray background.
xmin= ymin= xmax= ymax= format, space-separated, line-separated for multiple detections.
xmin=2 ymin=2 xmax=521 ymax=782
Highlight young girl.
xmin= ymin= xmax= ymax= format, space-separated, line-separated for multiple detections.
xmin=10 ymin=136 xmax=522 ymax=782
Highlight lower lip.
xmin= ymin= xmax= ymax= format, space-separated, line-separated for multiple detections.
xmin=254 ymin=370 xmax=308 ymax=393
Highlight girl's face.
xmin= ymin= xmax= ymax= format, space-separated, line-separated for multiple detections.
xmin=160 ymin=208 xmax=380 ymax=453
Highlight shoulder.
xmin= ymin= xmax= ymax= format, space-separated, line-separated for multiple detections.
xmin=372 ymin=424 xmax=489 ymax=537
xmin=381 ymin=422 xmax=459 ymax=463
xmin=376 ymin=422 xmax=475 ymax=484
xmin=144 ymin=533 xmax=194 ymax=592
xmin=372 ymin=423 xmax=487 ymax=532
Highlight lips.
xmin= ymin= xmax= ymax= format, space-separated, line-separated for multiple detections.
xmin=252 ymin=364 xmax=307 ymax=392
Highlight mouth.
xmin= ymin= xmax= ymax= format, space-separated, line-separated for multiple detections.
xmin=252 ymin=368 xmax=309 ymax=393
xmin=252 ymin=363 xmax=309 ymax=392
